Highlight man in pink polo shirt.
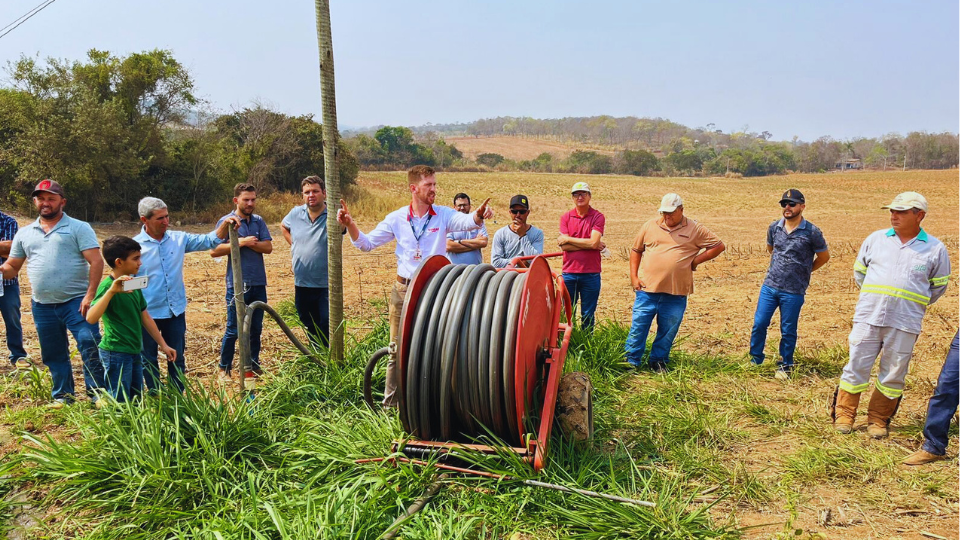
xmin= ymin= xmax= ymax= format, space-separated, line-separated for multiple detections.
xmin=558 ymin=181 xmax=605 ymax=330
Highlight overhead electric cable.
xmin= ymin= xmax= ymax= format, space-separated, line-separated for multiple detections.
xmin=0 ymin=0 xmax=57 ymax=40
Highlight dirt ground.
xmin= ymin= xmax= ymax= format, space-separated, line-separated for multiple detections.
xmin=446 ymin=135 xmax=617 ymax=161
xmin=1 ymin=168 xmax=957 ymax=538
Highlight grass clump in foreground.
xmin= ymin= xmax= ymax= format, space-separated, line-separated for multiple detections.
xmin=3 ymin=322 xmax=742 ymax=539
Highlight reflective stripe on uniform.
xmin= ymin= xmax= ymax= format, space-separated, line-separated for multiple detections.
xmin=875 ymin=379 xmax=903 ymax=399
xmin=930 ymin=275 xmax=950 ymax=286
xmin=853 ymin=261 xmax=868 ymax=273
xmin=839 ymin=380 xmax=870 ymax=394
xmin=860 ymin=284 xmax=930 ymax=305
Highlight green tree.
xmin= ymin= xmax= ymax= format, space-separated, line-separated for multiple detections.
xmin=476 ymin=153 xmax=505 ymax=168
xmin=5 ymin=50 xmax=196 ymax=219
xmin=615 ymin=149 xmax=660 ymax=176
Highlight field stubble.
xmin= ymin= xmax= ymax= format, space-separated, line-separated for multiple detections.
xmin=0 ymin=169 xmax=956 ymax=538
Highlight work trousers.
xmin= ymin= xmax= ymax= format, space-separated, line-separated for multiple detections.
xmin=839 ymin=322 xmax=917 ymax=399
xmin=922 ymin=332 xmax=959 ymax=456
xmin=384 ymin=281 xmax=407 ymax=406
xmin=294 ymin=286 xmax=329 ymax=349
xmin=220 ymin=285 xmax=267 ymax=373
xmin=562 ymin=272 xmax=601 ymax=331
xmin=749 ymin=285 xmax=806 ymax=367
xmin=624 ymin=291 xmax=687 ymax=366
xmin=32 ymin=296 xmax=105 ymax=401
xmin=141 ymin=313 xmax=187 ymax=392
xmin=0 ymin=282 xmax=27 ymax=363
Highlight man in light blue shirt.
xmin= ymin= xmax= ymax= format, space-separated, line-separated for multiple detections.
xmin=446 ymin=193 xmax=488 ymax=265
xmin=133 ymin=197 xmax=237 ymax=391
xmin=491 ymin=194 xmax=544 ymax=268
xmin=281 ymin=176 xmax=331 ymax=348
xmin=1 ymin=179 xmax=105 ymax=407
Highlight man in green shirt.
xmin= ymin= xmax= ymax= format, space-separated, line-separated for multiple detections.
xmin=87 ymin=236 xmax=175 ymax=402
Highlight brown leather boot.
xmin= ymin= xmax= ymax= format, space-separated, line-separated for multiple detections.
xmin=903 ymin=449 xmax=944 ymax=466
xmin=866 ymin=390 xmax=901 ymax=439
xmin=830 ymin=387 xmax=861 ymax=434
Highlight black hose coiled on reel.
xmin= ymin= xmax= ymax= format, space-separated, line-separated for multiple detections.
xmin=401 ymin=263 xmax=529 ymax=446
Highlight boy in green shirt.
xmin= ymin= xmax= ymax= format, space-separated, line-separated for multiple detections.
xmin=87 ymin=236 xmax=176 ymax=402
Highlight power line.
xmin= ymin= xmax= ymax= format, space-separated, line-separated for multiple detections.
xmin=0 ymin=0 xmax=57 ymax=41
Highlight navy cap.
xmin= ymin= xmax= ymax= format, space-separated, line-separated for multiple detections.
xmin=779 ymin=189 xmax=804 ymax=204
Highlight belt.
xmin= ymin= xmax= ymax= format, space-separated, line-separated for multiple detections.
xmin=397 ymin=276 xmax=410 ymax=285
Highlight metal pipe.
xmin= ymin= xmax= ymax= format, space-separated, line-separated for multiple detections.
xmin=359 ymin=456 xmax=656 ymax=508
xmin=381 ymin=473 xmax=449 ymax=540
xmin=228 ymin=227 xmax=249 ymax=394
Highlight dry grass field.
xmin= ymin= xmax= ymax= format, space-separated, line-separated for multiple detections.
xmin=446 ymin=135 xmax=617 ymax=161
xmin=0 ymin=168 xmax=957 ymax=538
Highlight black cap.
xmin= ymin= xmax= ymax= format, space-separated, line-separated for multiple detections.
xmin=509 ymin=194 xmax=530 ymax=209
xmin=779 ymin=189 xmax=804 ymax=205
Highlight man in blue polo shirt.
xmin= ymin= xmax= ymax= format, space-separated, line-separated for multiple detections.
xmin=281 ymin=176 xmax=331 ymax=348
xmin=210 ymin=183 xmax=273 ymax=380
xmin=749 ymin=189 xmax=830 ymax=379
xmin=0 ymin=207 xmax=29 ymax=369
xmin=0 ymin=179 xmax=105 ymax=407
xmin=134 ymin=197 xmax=238 ymax=391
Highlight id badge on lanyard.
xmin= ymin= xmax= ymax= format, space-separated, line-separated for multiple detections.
xmin=410 ymin=213 xmax=432 ymax=262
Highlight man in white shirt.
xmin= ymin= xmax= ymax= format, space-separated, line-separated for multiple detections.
xmin=338 ymin=165 xmax=493 ymax=406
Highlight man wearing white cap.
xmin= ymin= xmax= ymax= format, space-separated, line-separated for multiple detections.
xmin=624 ymin=194 xmax=724 ymax=372
xmin=558 ymin=182 xmax=605 ymax=330
xmin=831 ymin=192 xmax=951 ymax=438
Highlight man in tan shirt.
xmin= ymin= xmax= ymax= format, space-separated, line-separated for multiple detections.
xmin=624 ymin=194 xmax=725 ymax=372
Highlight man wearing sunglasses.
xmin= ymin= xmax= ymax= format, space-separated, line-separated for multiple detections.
xmin=491 ymin=195 xmax=544 ymax=268
xmin=446 ymin=193 xmax=488 ymax=265
xmin=624 ymin=193 xmax=724 ymax=372
xmin=749 ymin=189 xmax=830 ymax=379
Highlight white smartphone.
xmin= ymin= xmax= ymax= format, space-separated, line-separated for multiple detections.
xmin=122 ymin=276 xmax=149 ymax=292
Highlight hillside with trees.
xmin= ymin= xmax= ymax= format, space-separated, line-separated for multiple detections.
xmin=1 ymin=50 xmax=955 ymax=221
xmin=0 ymin=50 xmax=358 ymax=221
xmin=346 ymin=116 xmax=958 ymax=177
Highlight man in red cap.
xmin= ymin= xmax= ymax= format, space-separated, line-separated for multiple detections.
xmin=0 ymin=180 xmax=105 ymax=407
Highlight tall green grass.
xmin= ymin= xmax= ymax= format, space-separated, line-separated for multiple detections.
xmin=4 ymin=322 xmax=745 ymax=538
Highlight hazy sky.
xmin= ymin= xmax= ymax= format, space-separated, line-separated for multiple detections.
xmin=1 ymin=0 xmax=957 ymax=141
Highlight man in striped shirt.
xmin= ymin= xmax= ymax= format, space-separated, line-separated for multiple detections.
xmin=831 ymin=192 xmax=951 ymax=438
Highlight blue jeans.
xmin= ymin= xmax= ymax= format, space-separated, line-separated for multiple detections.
xmin=142 ymin=313 xmax=187 ymax=392
xmin=32 ymin=296 xmax=105 ymax=401
xmin=220 ymin=285 xmax=266 ymax=373
xmin=100 ymin=348 xmax=143 ymax=402
xmin=562 ymin=273 xmax=601 ymax=331
xmin=0 ymin=282 xmax=27 ymax=362
xmin=922 ymin=332 xmax=959 ymax=455
xmin=624 ymin=291 xmax=687 ymax=366
xmin=749 ymin=285 xmax=806 ymax=368
xmin=295 ymin=286 xmax=329 ymax=348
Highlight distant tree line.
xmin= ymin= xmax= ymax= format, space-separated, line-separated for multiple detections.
xmin=0 ymin=50 xmax=358 ymax=221
xmin=347 ymin=117 xmax=958 ymax=176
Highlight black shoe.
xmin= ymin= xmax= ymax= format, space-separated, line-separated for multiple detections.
xmin=650 ymin=362 xmax=669 ymax=373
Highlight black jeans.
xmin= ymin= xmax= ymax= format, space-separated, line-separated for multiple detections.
xmin=295 ymin=286 xmax=329 ymax=348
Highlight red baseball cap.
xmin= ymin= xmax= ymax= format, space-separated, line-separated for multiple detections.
xmin=32 ymin=179 xmax=66 ymax=198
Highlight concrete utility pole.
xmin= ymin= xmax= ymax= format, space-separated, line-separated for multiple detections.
xmin=315 ymin=0 xmax=344 ymax=362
